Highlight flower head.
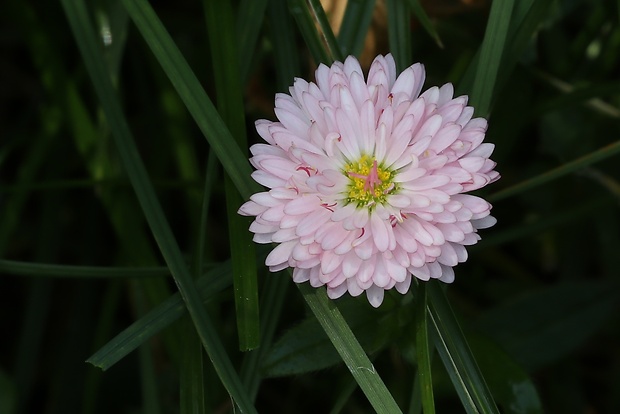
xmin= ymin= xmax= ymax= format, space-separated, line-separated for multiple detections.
xmin=239 ymin=54 xmax=499 ymax=307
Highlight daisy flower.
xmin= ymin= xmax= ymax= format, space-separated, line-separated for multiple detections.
xmin=238 ymin=54 xmax=499 ymax=307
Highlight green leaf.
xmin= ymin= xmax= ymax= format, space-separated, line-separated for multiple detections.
xmin=386 ymin=0 xmax=412 ymax=71
xmin=87 ymin=262 xmax=232 ymax=370
xmin=470 ymin=336 xmax=543 ymax=414
xmin=476 ymin=281 xmax=620 ymax=370
xmin=338 ymin=0 xmax=376 ymax=57
xmin=405 ymin=0 xmax=443 ymax=48
xmin=0 ymin=259 xmax=170 ymax=278
xmin=307 ymin=0 xmax=343 ymax=61
xmin=470 ymin=0 xmax=515 ymax=116
xmin=236 ymin=0 xmax=269 ymax=83
xmin=287 ymin=0 xmax=334 ymax=65
xmin=263 ymin=297 xmax=392 ymax=377
xmin=489 ymin=139 xmax=620 ymax=202
xmin=298 ymin=284 xmax=403 ymax=413
xmin=179 ymin=319 xmax=206 ymax=414
xmin=415 ymin=283 xmax=435 ymax=414
xmin=63 ymin=1 xmax=257 ymax=407
xmin=427 ymin=281 xmax=500 ymax=414
xmin=204 ymin=0 xmax=260 ymax=351
xmin=119 ymin=0 xmax=260 ymax=201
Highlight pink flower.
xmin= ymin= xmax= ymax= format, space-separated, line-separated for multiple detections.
xmin=239 ymin=54 xmax=499 ymax=307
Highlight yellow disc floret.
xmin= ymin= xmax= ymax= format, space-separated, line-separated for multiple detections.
xmin=344 ymin=155 xmax=396 ymax=208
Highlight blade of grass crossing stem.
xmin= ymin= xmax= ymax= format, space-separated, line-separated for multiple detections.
xmin=236 ymin=0 xmax=269 ymax=83
xmin=427 ymin=281 xmax=499 ymax=414
xmin=307 ymin=0 xmax=343 ymax=61
xmin=298 ymin=283 xmax=402 ymax=413
xmin=88 ymin=264 xmax=233 ymax=371
xmin=489 ymin=139 xmax=620 ymax=202
xmin=470 ymin=0 xmax=515 ymax=116
xmin=405 ymin=0 xmax=443 ymax=48
xmin=287 ymin=0 xmax=334 ymax=65
xmin=386 ymin=0 xmax=412 ymax=72
xmin=415 ymin=283 xmax=435 ymax=414
xmin=338 ymin=0 xmax=376 ymax=57
xmin=62 ymin=1 xmax=257 ymax=411
xmin=120 ymin=0 xmax=259 ymax=201
xmin=204 ymin=0 xmax=259 ymax=351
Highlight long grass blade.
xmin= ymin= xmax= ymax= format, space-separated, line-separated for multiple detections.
xmin=287 ymin=0 xmax=334 ymax=65
xmin=204 ymin=0 xmax=259 ymax=351
xmin=338 ymin=0 xmax=376 ymax=57
xmin=386 ymin=0 xmax=412 ymax=71
xmin=489 ymin=139 xmax=620 ymax=202
xmin=307 ymin=0 xmax=343 ymax=61
xmin=121 ymin=0 xmax=259 ymax=201
xmin=87 ymin=262 xmax=232 ymax=370
xmin=298 ymin=283 xmax=403 ymax=413
xmin=63 ymin=1 xmax=257 ymax=411
xmin=0 ymin=259 xmax=170 ymax=278
xmin=427 ymin=281 xmax=499 ymax=414
xmin=470 ymin=0 xmax=515 ymax=116
xmin=415 ymin=283 xmax=435 ymax=414
xmin=405 ymin=0 xmax=443 ymax=48
xmin=236 ymin=0 xmax=269 ymax=83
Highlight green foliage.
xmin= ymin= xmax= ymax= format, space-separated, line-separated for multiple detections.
xmin=2 ymin=0 xmax=620 ymax=413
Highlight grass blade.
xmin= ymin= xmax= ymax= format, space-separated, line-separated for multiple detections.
xmin=204 ymin=0 xmax=260 ymax=351
xmin=470 ymin=0 xmax=515 ymax=116
xmin=489 ymin=139 xmax=620 ymax=202
xmin=427 ymin=281 xmax=499 ymax=414
xmin=287 ymin=0 xmax=334 ymax=65
xmin=87 ymin=262 xmax=232 ymax=370
xmin=307 ymin=0 xmax=343 ymax=61
xmin=298 ymin=283 xmax=403 ymax=413
xmin=0 ymin=259 xmax=170 ymax=278
xmin=405 ymin=0 xmax=443 ymax=48
xmin=386 ymin=0 xmax=412 ymax=71
xmin=338 ymin=0 xmax=376 ymax=57
xmin=121 ymin=0 xmax=259 ymax=201
xmin=415 ymin=283 xmax=435 ymax=414
xmin=63 ymin=1 xmax=257 ymax=411
xmin=236 ymin=0 xmax=269 ymax=83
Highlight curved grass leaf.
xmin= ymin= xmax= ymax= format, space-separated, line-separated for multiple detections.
xmin=427 ymin=281 xmax=500 ymax=414
xmin=307 ymin=0 xmax=343 ymax=61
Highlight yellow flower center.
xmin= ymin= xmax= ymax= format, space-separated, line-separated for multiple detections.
xmin=344 ymin=155 xmax=396 ymax=208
